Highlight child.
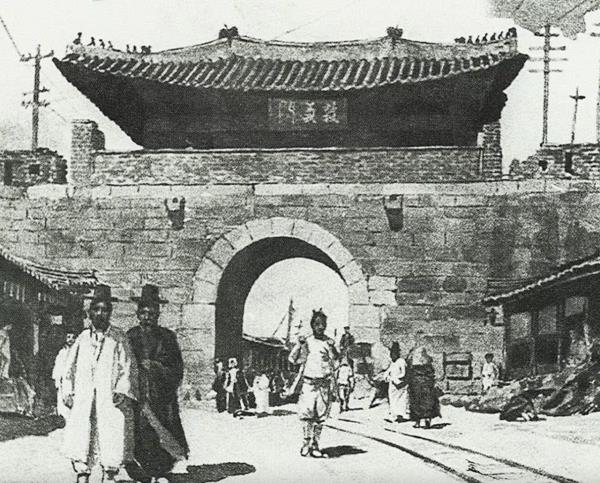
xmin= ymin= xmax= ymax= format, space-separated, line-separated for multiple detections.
xmin=481 ymin=353 xmax=499 ymax=394
xmin=224 ymin=357 xmax=249 ymax=417
xmin=253 ymin=371 xmax=271 ymax=415
xmin=289 ymin=309 xmax=339 ymax=457
xmin=336 ymin=357 xmax=355 ymax=412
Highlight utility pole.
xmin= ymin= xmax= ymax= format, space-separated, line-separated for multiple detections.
xmin=285 ymin=298 xmax=294 ymax=346
xmin=590 ymin=25 xmax=600 ymax=143
xmin=528 ymin=24 xmax=567 ymax=146
xmin=20 ymin=45 xmax=54 ymax=150
xmin=569 ymin=87 xmax=585 ymax=145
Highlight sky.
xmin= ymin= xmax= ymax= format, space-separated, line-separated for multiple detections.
xmin=243 ymin=259 xmax=348 ymax=340
xmin=2 ymin=0 xmax=600 ymax=164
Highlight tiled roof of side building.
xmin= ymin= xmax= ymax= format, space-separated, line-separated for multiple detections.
xmin=0 ymin=245 xmax=97 ymax=291
xmin=54 ymin=33 xmax=526 ymax=92
xmin=483 ymin=252 xmax=600 ymax=306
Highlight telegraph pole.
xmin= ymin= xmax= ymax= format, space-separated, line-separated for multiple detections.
xmin=529 ymin=24 xmax=567 ymax=146
xmin=285 ymin=298 xmax=294 ymax=346
xmin=569 ymin=87 xmax=585 ymax=145
xmin=590 ymin=25 xmax=600 ymax=143
xmin=20 ymin=45 xmax=54 ymax=150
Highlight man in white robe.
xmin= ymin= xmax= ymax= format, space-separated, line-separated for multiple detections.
xmin=52 ymin=331 xmax=77 ymax=419
xmin=385 ymin=342 xmax=409 ymax=422
xmin=61 ymin=285 xmax=138 ymax=483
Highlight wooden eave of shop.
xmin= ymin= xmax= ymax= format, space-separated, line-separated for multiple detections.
xmin=483 ymin=254 xmax=600 ymax=311
xmin=0 ymin=246 xmax=97 ymax=302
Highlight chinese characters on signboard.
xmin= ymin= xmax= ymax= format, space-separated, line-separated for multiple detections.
xmin=268 ymin=98 xmax=348 ymax=131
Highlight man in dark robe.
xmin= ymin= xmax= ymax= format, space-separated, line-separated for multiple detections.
xmin=125 ymin=285 xmax=189 ymax=483
xmin=212 ymin=358 xmax=227 ymax=413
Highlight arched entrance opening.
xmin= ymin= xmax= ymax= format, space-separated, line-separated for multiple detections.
xmin=191 ymin=217 xmax=373 ymax=385
xmin=215 ymin=236 xmax=343 ymax=360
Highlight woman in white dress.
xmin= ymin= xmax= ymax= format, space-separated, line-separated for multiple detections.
xmin=253 ymin=371 xmax=271 ymax=414
xmin=385 ymin=342 xmax=409 ymax=422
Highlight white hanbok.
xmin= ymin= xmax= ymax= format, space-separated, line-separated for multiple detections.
xmin=52 ymin=345 xmax=72 ymax=419
xmin=61 ymin=326 xmax=138 ymax=471
xmin=481 ymin=361 xmax=499 ymax=393
xmin=253 ymin=374 xmax=271 ymax=413
xmin=386 ymin=358 xmax=409 ymax=419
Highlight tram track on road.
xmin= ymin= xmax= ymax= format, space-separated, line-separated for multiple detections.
xmin=326 ymin=418 xmax=578 ymax=483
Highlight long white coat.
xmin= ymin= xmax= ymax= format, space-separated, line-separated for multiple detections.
xmin=386 ymin=358 xmax=409 ymax=419
xmin=61 ymin=326 xmax=138 ymax=469
xmin=52 ymin=345 xmax=72 ymax=419
xmin=253 ymin=374 xmax=270 ymax=413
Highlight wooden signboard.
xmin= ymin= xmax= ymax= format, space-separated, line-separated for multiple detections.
xmin=268 ymin=98 xmax=348 ymax=131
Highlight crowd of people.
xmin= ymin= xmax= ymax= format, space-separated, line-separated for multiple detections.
xmin=372 ymin=342 xmax=441 ymax=429
xmin=45 ymin=283 xmax=501 ymax=477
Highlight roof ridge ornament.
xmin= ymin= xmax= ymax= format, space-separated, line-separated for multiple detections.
xmin=219 ymin=25 xmax=240 ymax=47
xmin=386 ymin=26 xmax=403 ymax=47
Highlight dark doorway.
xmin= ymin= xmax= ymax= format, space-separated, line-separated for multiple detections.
xmin=214 ymin=237 xmax=342 ymax=361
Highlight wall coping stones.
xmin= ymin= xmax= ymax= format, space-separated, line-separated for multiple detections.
xmin=22 ymin=179 xmax=593 ymax=200
xmin=100 ymin=145 xmax=484 ymax=156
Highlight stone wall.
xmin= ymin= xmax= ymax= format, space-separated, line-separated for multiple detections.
xmin=513 ymin=143 xmax=600 ymax=179
xmin=0 ymin=149 xmax=67 ymax=187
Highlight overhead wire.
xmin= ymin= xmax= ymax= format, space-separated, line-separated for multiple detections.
xmin=0 ymin=13 xmax=22 ymax=58
xmin=270 ymin=0 xmax=366 ymax=41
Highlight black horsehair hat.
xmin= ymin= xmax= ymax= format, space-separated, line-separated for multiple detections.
xmin=131 ymin=284 xmax=169 ymax=306
xmin=85 ymin=284 xmax=120 ymax=304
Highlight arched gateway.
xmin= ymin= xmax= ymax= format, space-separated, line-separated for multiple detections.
xmin=187 ymin=217 xmax=371 ymax=385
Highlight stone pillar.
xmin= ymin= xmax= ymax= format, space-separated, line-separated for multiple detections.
xmin=480 ymin=122 xmax=503 ymax=179
xmin=69 ymin=120 xmax=105 ymax=187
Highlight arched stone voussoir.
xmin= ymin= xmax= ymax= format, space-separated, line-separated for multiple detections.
xmin=270 ymin=217 xmax=296 ymax=237
xmin=340 ymin=259 xmax=364 ymax=286
xmin=194 ymin=216 xmax=370 ymax=309
xmin=194 ymin=258 xmax=223 ymax=286
xmin=245 ymin=218 xmax=275 ymax=241
xmin=206 ymin=237 xmax=236 ymax=268
xmin=291 ymin=218 xmax=320 ymax=244
xmin=326 ymin=240 xmax=355 ymax=269
xmin=223 ymin=225 xmax=253 ymax=252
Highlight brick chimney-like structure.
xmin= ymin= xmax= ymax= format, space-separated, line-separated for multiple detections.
xmin=69 ymin=120 xmax=105 ymax=186
xmin=480 ymin=122 xmax=503 ymax=179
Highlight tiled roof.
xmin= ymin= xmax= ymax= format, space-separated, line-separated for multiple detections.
xmin=0 ymin=246 xmax=97 ymax=291
xmin=54 ymin=34 xmax=526 ymax=92
xmin=482 ymin=254 xmax=600 ymax=306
